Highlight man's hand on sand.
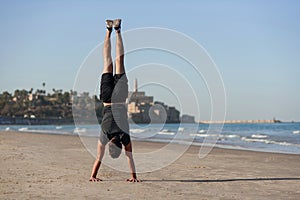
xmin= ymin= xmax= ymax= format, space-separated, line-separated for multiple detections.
xmin=126 ymin=178 xmax=141 ymax=183
xmin=89 ymin=177 xmax=102 ymax=182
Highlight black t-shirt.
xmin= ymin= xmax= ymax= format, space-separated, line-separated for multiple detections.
xmin=99 ymin=105 xmax=131 ymax=146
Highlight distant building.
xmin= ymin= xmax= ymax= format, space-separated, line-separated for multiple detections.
xmin=154 ymin=101 xmax=180 ymax=123
xmin=181 ymin=114 xmax=195 ymax=123
xmin=127 ymin=79 xmax=180 ymax=123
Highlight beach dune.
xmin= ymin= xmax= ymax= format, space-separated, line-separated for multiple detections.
xmin=1 ymin=131 xmax=300 ymax=199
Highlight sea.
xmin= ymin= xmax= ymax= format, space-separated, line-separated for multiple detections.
xmin=1 ymin=123 xmax=300 ymax=154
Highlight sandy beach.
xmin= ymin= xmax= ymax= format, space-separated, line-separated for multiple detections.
xmin=1 ymin=131 xmax=300 ymax=200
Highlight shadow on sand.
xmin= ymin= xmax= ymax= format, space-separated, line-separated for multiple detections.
xmin=142 ymin=177 xmax=300 ymax=183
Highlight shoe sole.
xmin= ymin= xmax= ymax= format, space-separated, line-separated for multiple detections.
xmin=106 ymin=20 xmax=113 ymax=29
xmin=113 ymin=19 xmax=121 ymax=30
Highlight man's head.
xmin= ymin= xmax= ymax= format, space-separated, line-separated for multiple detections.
xmin=109 ymin=135 xmax=122 ymax=159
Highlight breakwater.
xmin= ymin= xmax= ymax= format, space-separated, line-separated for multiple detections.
xmin=199 ymin=119 xmax=281 ymax=124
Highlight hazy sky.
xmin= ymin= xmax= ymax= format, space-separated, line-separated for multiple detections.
xmin=1 ymin=0 xmax=299 ymax=121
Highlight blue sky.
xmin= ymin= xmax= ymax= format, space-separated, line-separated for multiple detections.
xmin=1 ymin=0 xmax=300 ymax=121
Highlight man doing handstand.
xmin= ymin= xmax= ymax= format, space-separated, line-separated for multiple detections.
xmin=89 ymin=19 xmax=139 ymax=182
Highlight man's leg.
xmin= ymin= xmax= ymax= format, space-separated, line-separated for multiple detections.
xmin=103 ymin=20 xmax=113 ymax=74
xmin=114 ymin=19 xmax=125 ymax=74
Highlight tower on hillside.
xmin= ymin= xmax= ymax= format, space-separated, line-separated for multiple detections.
xmin=134 ymin=78 xmax=138 ymax=92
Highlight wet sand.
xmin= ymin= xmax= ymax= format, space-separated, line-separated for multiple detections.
xmin=1 ymin=131 xmax=300 ymax=199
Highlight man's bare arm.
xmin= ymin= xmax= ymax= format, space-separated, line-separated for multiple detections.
xmin=89 ymin=140 xmax=106 ymax=182
xmin=124 ymin=142 xmax=140 ymax=182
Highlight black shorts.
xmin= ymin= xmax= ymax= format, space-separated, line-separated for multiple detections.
xmin=100 ymin=73 xmax=128 ymax=103
xmin=99 ymin=105 xmax=131 ymax=146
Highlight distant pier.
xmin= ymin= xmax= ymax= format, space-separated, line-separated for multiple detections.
xmin=199 ymin=118 xmax=281 ymax=124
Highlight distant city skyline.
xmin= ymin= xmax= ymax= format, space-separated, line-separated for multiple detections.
xmin=1 ymin=0 xmax=300 ymax=121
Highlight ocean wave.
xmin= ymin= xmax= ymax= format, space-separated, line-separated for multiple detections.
xmin=190 ymin=133 xmax=219 ymax=137
xmin=161 ymin=129 xmax=172 ymax=132
xmin=178 ymin=127 xmax=184 ymax=132
xmin=241 ymin=137 xmax=300 ymax=147
xmin=18 ymin=127 xmax=28 ymax=132
xmin=158 ymin=130 xmax=175 ymax=135
xmin=18 ymin=128 xmax=70 ymax=135
xmin=5 ymin=127 xmax=10 ymax=131
xmin=251 ymin=134 xmax=268 ymax=139
xmin=222 ymin=134 xmax=240 ymax=138
xmin=190 ymin=133 xmax=239 ymax=139
xmin=268 ymin=141 xmax=300 ymax=147
xmin=293 ymin=130 xmax=300 ymax=134
xmin=73 ymin=128 xmax=87 ymax=135
xmin=130 ymin=129 xmax=145 ymax=134
xmin=242 ymin=137 xmax=268 ymax=143
xmin=190 ymin=133 xmax=209 ymax=137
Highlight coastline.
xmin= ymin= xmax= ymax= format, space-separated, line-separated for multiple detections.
xmin=2 ymin=123 xmax=300 ymax=155
xmin=2 ymin=116 xmax=298 ymax=126
xmin=1 ymin=131 xmax=300 ymax=199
